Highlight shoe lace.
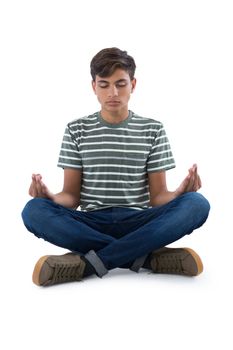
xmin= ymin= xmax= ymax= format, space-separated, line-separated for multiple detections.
xmin=51 ymin=263 xmax=83 ymax=284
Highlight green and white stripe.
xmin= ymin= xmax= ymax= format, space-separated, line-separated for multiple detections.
xmin=58 ymin=111 xmax=175 ymax=211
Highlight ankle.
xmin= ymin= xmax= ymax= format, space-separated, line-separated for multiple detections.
xmin=142 ymin=254 xmax=152 ymax=270
xmin=81 ymin=257 xmax=97 ymax=277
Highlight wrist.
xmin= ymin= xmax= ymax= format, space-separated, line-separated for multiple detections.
xmin=174 ymin=188 xmax=183 ymax=198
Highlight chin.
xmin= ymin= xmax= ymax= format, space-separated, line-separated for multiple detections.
xmin=105 ymin=106 xmax=122 ymax=112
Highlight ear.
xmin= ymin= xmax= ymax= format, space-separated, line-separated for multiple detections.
xmin=131 ymin=78 xmax=137 ymax=93
xmin=92 ymin=80 xmax=97 ymax=94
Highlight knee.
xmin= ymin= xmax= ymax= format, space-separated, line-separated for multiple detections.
xmin=182 ymin=192 xmax=210 ymax=221
xmin=21 ymin=198 xmax=51 ymax=228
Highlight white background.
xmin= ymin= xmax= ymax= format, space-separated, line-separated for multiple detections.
xmin=0 ymin=0 xmax=232 ymax=349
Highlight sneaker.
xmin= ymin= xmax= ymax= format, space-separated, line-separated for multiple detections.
xmin=149 ymin=247 xmax=203 ymax=276
xmin=32 ymin=253 xmax=86 ymax=286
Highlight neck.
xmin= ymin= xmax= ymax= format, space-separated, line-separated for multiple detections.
xmin=100 ymin=108 xmax=129 ymax=124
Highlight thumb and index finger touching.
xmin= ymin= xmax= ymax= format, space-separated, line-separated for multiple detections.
xmin=29 ymin=173 xmax=51 ymax=198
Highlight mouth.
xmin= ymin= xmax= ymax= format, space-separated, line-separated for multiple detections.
xmin=106 ymin=101 xmax=121 ymax=106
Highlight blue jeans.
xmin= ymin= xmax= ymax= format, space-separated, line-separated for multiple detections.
xmin=21 ymin=192 xmax=210 ymax=275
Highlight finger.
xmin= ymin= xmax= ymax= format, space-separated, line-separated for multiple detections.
xmin=40 ymin=181 xmax=48 ymax=194
xmin=32 ymin=173 xmax=41 ymax=179
xmin=35 ymin=174 xmax=42 ymax=183
xmin=188 ymin=164 xmax=196 ymax=174
xmin=30 ymin=174 xmax=44 ymax=197
xmin=190 ymin=173 xmax=202 ymax=192
xmin=186 ymin=173 xmax=196 ymax=192
xmin=29 ymin=182 xmax=38 ymax=197
xmin=198 ymin=175 xmax=202 ymax=188
xmin=193 ymin=174 xmax=202 ymax=191
xmin=193 ymin=165 xmax=202 ymax=191
xmin=176 ymin=174 xmax=191 ymax=194
xmin=31 ymin=174 xmax=37 ymax=184
xmin=190 ymin=165 xmax=197 ymax=177
xmin=194 ymin=165 xmax=197 ymax=177
xmin=36 ymin=181 xmax=44 ymax=196
xmin=183 ymin=175 xmax=191 ymax=192
xmin=193 ymin=170 xmax=199 ymax=191
xmin=187 ymin=165 xmax=199 ymax=191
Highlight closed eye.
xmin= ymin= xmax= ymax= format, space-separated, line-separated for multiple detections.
xmin=97 ymin=79 xmax=129 ymax=89
xmin=115 ymin=81 xmax=128 ymax=88
xmin=98 ymin=82 xmax=109 ymax=88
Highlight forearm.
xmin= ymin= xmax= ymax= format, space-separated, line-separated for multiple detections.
xmin=150 ymin=190 xmax=178 ymax=207
xmin=52 ymin=192 xmax=80 ymax=210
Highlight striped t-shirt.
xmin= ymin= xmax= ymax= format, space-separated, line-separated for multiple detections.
xmin=57 ymin=111 xmax=175 ymax=211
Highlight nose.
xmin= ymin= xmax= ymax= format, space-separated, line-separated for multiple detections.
xmin=107 ymin=85 xmax=118 ymax=97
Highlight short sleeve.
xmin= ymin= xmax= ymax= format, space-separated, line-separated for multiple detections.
xmin=57 ymin=125 xmax=82 ymax=169
xmin=147 ymin=122 xmax=176 ymax=173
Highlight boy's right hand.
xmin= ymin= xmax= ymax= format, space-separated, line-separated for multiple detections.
xmin=29 ymin=174 xmax=54 ymax=200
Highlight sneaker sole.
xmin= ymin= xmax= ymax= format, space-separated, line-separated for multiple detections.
xmin=32 ymin=255 xmax=50 ymax=286
xmin=183 ymin=247 xmax=203 ymax=275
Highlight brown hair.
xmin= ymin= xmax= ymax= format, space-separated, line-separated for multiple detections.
xmin=90 ymin=47 xmax=136 ymax=81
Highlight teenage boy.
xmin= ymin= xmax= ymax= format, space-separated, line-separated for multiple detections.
xmin=22 ymin=47 xmax=210 ymax=286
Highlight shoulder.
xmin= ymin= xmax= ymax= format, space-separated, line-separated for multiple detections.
xmin=67 ymin=112 xmax=99 ymax=127
xmin=130 ymin=112 xmax=164 ymax=131
xmin=67 ymin=112 xmax=99 ymax=130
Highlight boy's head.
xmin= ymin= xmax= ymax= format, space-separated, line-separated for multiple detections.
xmin=90 ymin=47 xmax=136 ymax=81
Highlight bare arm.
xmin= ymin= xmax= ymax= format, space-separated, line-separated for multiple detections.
xmin=148 ymin=164 xmax=202 ymax=207
xmin=29 ymin=168 xmax=82 ymax=209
